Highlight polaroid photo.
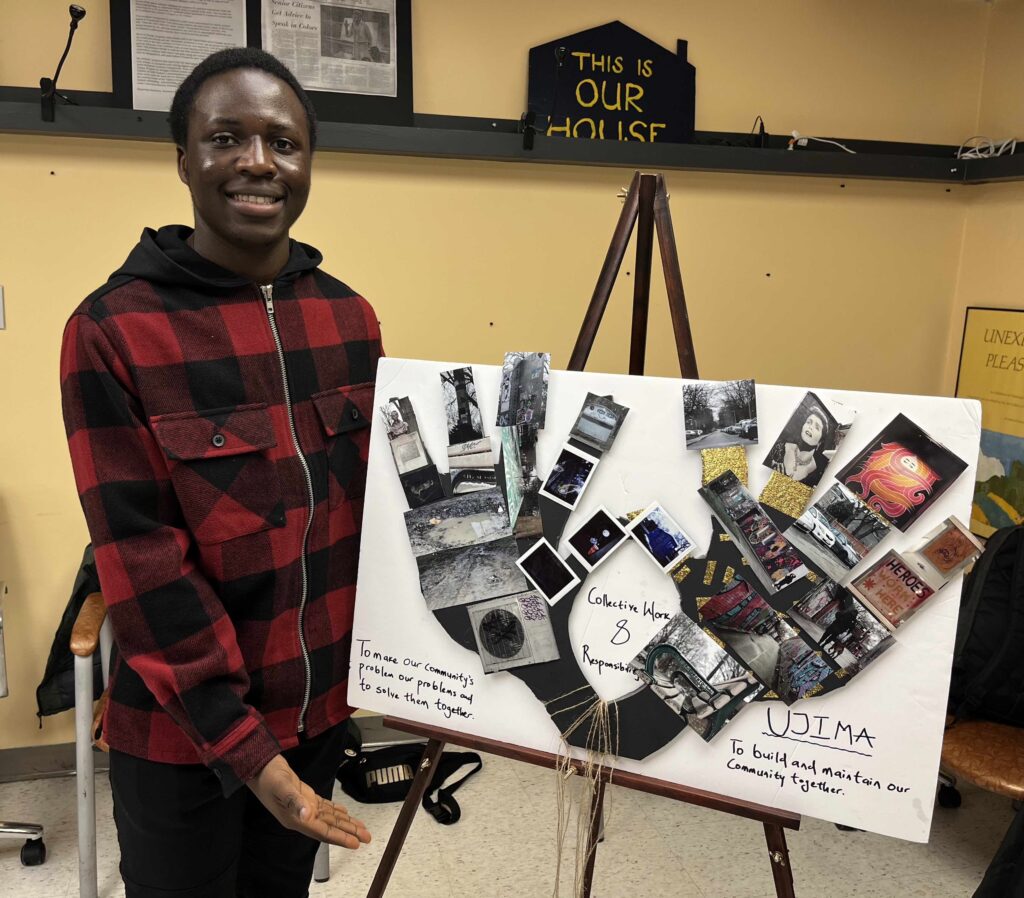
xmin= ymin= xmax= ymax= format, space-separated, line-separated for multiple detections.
xmin=566 ymin=506 xmax=629 ymax=572
xmin=762 ymin=392 xmax=855 ymax=489
xmin=540 ymin=444 xmax=600 ymax=510
xmin=495 ymin=352 xmax=551 ymax=428
xmin=907 ymin=516 xmax=984 ymax=585
xmin=629 ymin=612 xmax=762 ymax=743
xmin=404 ymin=487 xmax=511 ymax=558
xmin=570 ymin=393 xmax=630 ymax=453
xmin=516 ymin=538 xmax=580 ymax=605
xmin=440 ymin=367 xmax=485 ymax=445
xmin=699 ymin=471 xmax=809 ymax=594
xmin=416 ymin=537 xmax=528 ymax=611
xmin=467 ymin=590 xmax=559 ymax=673
xmin=836 ymin=413 xmax=969 ymax=532
xmin=699 ymin=577 xmax=833 ymax=704
xmin=788 ymin=580 xmax=894 ymax=679
xmin=785 ymin=485 xmax=890 ymax=581
xmin=626 ymin=502 xmax=696 ymax=572
xmin=399 ymin=464 xmax=446 ymax=509
xmin=682 ymin=380 xmax=758 ymax=450
xmin=849 ymin=549 xmax=937 ymax=629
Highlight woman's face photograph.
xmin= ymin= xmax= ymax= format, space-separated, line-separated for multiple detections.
xmin=801 ymin=412 xmax=825 ymax=447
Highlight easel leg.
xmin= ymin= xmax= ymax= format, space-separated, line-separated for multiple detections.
xmin=629 ymin=174 xmax=657 ymax=376
xmin=366 ymin=739 xmax=445 ymax=898
xmin=653 ymin=174 xmax=699 ymax=379
xmin=762 ymin=822 xmax=797 ymax=898
xmin=568 ymin=173 xmax=641 ymax=372
xmin=580 ymin=778 xmax=607 ymax=898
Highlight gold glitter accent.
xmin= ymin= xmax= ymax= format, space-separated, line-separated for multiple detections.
xmin=835 ymin=668 xmax=850 ymax=679
xmin=696 ymin=596 xmax=710 ymax=610
xmin=801 ymin=682 xmax=826 ymax=699
xmin=703 ymin=560 xmax=718 ymax=585
xmin=624 ymin=508 xmax=645 ymax=522
xmin=670 ymin=562 xmax=691 ymax=583
xmin=701 ymin=447 xmax=749 ymax=486
xmin=703 ymin=628 xmax=726 ymax=649
xmin=762 ymin=690 xmax=780 ymax=700
xmin=806 ymin=571 xmax=821 ymax=584
xmin=723 ymin=565 xmax=735 ymax=583
xmin=719 ymin=533 xmax=732 ymax=543
xmin=758 ymin=471 xmax=813 ymax=519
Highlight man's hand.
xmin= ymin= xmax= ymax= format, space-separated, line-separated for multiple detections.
xmin=249 ymin=755 xmax=372 ymax=849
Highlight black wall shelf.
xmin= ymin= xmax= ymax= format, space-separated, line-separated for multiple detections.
xmin=0 ymin=99 xmax=1009 ymax=185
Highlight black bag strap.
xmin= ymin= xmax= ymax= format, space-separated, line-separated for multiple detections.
xmin=422 ymin=751 xmax=483 ymax=825
xmin=956 ymin=527 xmax=1024 ymax=721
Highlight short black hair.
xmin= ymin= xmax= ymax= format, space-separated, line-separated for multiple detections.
xmin=169 ymin=47 xmax=318 ymax=152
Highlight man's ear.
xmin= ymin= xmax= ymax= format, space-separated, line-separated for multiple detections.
xmin=176 ymin=145 xmax=189 ymax=186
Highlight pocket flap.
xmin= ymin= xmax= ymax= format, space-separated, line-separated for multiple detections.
xmin=151 ymin=403 xmax=276 ymax=461
xmin=312 ymin=382 xmax=374 ymax=437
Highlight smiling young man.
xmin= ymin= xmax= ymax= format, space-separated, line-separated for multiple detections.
xmin=60 ymin=48 xmax=378 ymax=897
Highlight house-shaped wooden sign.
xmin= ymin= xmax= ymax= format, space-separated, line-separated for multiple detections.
xmin=527 ymin=21 xmax=696 ymax=144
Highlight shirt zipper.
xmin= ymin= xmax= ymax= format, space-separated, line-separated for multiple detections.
xmin=260 ymin=283 xmax=315 ymax=732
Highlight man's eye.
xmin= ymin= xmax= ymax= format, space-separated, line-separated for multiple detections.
xmin=272 ymin=138 xmax=296 ymax=152
xmin=211 ymin=133 xmax=237 ymax=145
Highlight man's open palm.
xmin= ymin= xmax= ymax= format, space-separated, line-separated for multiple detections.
xmin=250 ymin=755 xmax=372 ymax=849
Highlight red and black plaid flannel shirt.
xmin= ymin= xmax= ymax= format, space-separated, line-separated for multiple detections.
xmin=60 ymin=226 xmax=382 ymax=794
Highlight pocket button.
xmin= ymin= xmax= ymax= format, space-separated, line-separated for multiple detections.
xmin=211 ymin=433 xmax=226 ymax=448
xmin=350 ymin=408 xmax=360 ymax=421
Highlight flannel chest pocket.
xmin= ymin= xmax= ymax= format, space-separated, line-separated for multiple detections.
xmin=312 ymin=382 xmax=374 ymax=507
xmin=150 ymin=403 xmax=284 ymax=545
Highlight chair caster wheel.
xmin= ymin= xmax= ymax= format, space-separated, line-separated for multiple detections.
xmin=20 ymin=838 xmax=46 ymax=866
xmin=938 ymin=784 xmax=962 ymax=808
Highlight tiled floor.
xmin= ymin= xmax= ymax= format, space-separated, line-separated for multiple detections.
xmin=0 ymin=754 xmax=1013 ymax=897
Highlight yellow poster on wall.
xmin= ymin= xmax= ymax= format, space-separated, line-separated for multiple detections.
xmin=955 ymin=307 xmax=1024 ymax=537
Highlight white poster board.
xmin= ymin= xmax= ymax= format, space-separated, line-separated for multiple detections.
xmin=351 ymin=358 xmax=981 ymax=842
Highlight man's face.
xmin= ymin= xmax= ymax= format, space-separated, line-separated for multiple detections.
xmin=177 ymin=68 xmax=312 ymax=250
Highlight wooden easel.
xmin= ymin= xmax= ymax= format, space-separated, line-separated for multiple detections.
xmin=364 ymin=172 xmax=801 ymax=898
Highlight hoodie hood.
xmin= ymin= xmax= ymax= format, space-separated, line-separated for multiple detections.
xmin=109 ymin=225 xmax=323 ymax=291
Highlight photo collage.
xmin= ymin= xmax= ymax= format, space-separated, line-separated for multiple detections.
xmin=381 ymin=361 xmax=973 ymax=747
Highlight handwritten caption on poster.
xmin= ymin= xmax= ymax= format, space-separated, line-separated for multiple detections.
xmin=356 ymin=639 xmax=477 ymax=720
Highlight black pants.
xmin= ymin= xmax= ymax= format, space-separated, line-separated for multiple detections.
xmin=109 ymin=725 xmax=347 ymax=898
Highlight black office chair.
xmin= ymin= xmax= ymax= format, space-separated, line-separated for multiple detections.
xmin=0 ymin=581 xmax=47 ymax=866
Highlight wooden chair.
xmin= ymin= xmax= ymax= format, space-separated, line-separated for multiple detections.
xmin=68 ymin=592 xmax=333 ymax=890
xmin=71 ymin=591 xmax=112 ymax=898
xmin=940 ymin=715 xmax=1024 ymax=809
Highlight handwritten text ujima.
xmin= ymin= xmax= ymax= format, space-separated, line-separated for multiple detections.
xmin=356 ymin=639 xmax=476 ymax=721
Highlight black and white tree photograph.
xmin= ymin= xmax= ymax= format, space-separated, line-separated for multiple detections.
xmin=629 ymin=612 xmax=763 ymax=742
xmin=682 ymin=379 xmax=758 ymax=448
xmin=441 ymin=366 xmax=485 ymax=445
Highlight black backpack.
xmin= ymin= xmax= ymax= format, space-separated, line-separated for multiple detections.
xmin=948 ymin=525 xmax=1024 ymax=725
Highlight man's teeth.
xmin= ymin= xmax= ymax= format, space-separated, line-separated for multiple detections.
xmin=230 ymin=194 xmax=280 ymax=205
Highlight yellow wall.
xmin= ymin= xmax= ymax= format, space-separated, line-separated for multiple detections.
xmin=943 ymin=0 xmax=1024 ymax=394
xmin=0 ymin=0 xmax=1007 ymax=751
